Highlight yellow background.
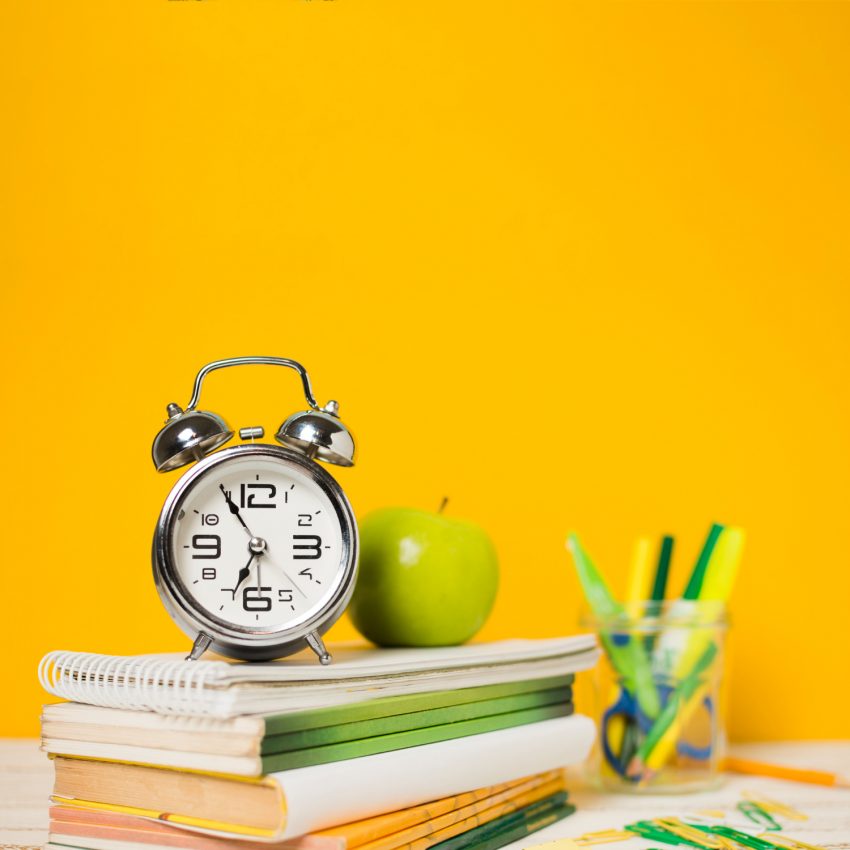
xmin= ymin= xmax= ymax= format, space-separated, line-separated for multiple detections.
xmin=2 ymin=2 xmax=849 ymax=740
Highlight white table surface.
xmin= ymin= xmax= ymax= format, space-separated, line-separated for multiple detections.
xmin=1 ymin=739 xmax=848 ymax=850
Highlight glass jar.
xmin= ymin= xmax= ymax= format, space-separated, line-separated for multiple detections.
xmin=581 ymin=600 xmax=729 ymax=793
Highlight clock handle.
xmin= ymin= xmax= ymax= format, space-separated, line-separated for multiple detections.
xmin=186 ymin=356 xmax=322 ymax=412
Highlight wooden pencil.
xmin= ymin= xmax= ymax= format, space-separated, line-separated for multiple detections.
xmin=722 ymin=756 xmax=850 ymax=788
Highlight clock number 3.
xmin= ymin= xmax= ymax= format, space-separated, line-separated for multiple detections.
xmin=293 ymin=535 xmax=322 ymax=559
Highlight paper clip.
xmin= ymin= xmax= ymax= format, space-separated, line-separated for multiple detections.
xmin=627 ymin=821 xmax=702 ymax=848
xmin=741 ymin=793 xmax=808 ymax=822
xmin=575 ymin=831 xmax=635 ymax=845
xmin=526 ymin=840 xmax=583 ymax=850
xmin=700 ymin=826 xmax=782 ymax=850
xmin=653 ymin=819 xmax=728 ymax=850
xmin=528 ymin=833 xmax=635 ymax=850
xmin=683 ymin=814 xmax=763 ymax=835
xmin=738 ymin=802 xmax=783 ymax=831
xmin=756 ymin=835 xmax=827 ymax=850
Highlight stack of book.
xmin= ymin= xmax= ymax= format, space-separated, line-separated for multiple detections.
xmin=39 ymin=637 xmax=599 ymax=850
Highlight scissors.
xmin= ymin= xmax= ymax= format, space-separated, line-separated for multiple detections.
xmin=601 ymin=683 xmax=714 ymax=777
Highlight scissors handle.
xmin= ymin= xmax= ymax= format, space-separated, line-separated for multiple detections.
xmin=601 ymin=690 xmax=640 ymax=777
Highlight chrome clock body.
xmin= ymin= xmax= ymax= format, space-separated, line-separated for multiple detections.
xmin=153 ymin=444 xmax=358 ymax=662
xmin=150 ymin=357 xmax=358 ymax=664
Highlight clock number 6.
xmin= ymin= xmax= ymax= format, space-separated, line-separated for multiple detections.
xmin=293 ymin=535 xmax=322 ymax=559
xmin=243 ymin=586 xmax=272 ymax=611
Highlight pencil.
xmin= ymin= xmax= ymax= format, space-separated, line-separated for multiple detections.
xmin=722 ymin=756 xmax=850 ymax=788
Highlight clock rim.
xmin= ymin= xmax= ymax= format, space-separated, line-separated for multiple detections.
xmin=152 ymin=443 xmax=358 ymax=660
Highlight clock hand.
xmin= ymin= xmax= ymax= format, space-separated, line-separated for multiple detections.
xmin=282 ymin=567 xmax=308 ymax=599
xmin=264 ymin=557 xmax=309 ymax=599
xmin=231 ymin=552 xmax=257 ymax=598
xmin=219 ymin=485 xmax=254 ymax=538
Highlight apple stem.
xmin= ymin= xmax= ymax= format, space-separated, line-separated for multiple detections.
xmin=438 ymin=497 xmax=449 ymax=514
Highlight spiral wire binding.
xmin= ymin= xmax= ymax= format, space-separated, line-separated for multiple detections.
xmin=38 ymin=651 xmax=231 ymax=715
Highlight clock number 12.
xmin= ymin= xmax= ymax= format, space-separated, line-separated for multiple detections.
xmin=239 ymin=483 xmax=276 ymax=509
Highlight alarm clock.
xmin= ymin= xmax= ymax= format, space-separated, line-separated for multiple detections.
xmin=151 ymin=356 xmax=357 ymax=665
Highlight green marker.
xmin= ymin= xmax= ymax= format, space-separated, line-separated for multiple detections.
xmin=627 ymin=640 xmax=718 ymax=777
xmin=682 ymin=524 xmax=724 ymax=599
xmin=566 ymin=533 xmax=660 ymax=719
xmin=651 ymin=535 xmax=674 ymax=601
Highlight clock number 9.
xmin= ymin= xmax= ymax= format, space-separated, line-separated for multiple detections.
xmin=192 ymin=534 xmax=221 ymax=559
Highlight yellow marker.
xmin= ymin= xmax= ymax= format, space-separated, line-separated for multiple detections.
xmin=643 ymin=681 xmax=710 ymax=771
xmin=626 ymin=536 xmax=654 ymax=619
xmin=700 ymin=527 xmax=746 ymax=602
xmin=672 ymin=527 xmax=746 ymax=679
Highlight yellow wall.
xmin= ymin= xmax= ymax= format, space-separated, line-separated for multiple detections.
xmin=3 ymin=2 xmax=849 ymax=740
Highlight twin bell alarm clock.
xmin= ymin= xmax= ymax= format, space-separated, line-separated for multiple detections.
xmin=151 ymin=357 xmax=357 ymax=664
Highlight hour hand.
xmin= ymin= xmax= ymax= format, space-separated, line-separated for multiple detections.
xmin=231 ymin=553 xmax=256 ymax=598
xmin=220 ymin=485 xmax=253 ymax=537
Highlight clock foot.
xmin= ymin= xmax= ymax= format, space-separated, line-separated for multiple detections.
xmin=306 ymin=631 xmax=332 ymax=665
xmin=186 ymin=632 xmax=213 ymax=661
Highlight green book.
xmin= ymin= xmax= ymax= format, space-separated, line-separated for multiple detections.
xmin=263 ymin=675 xmax=574 ymax=735
xmin=262 ymin=701 xmax=573 ymax=771
xmin=42 ymin=675 xmax=574 ymax=777
xmin=262 ymin=684 xmax=573 ymax=754
xmin=431 ymin=791 xmax=575 ymax=850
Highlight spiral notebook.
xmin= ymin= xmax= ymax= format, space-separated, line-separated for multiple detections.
xmin=39 ymin=636 xmax=599 ymax=717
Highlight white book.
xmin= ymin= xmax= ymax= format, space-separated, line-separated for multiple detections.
xmin=39 ymin=636 xmax=599 ymax=717
xmin=50 ymin=714 xmax=597 ymax=841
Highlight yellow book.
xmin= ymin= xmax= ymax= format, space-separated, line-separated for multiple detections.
xmin=356 ymin=778 xmax=565 ymax=850
xmin=321 ymin=772 xmax=561 ymax=849
xmin=48 ymin=772 xmax=564 ymax=850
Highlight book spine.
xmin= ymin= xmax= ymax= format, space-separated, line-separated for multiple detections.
xmin=427 ymin=793 xmax=575 ymax=850
xmin=263 ymin=703 xmax=572 ymax=773
xmin=262 ymin=677 xmax=574 ymax=737
xmin=347 ymin=776 xmax=565 ymax=850
xmin=262 ymin=688 xmax=572 ymax=753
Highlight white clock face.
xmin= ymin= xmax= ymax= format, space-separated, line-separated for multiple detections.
xmin=169 ymin=454 xmax=346 ymax=632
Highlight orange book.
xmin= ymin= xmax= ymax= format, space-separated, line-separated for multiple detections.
xmin=48 ymin=770 xmax=564 ymax=850
xmin=320 ymin=772 xmax=561 ymax=848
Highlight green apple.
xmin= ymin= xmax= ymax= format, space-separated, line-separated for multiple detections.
xmin=348 ymin=504 xmax=499 ymax=647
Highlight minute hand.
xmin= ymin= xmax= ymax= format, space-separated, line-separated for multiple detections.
xmin=220 ymin=485 xmax=254 ymax=538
